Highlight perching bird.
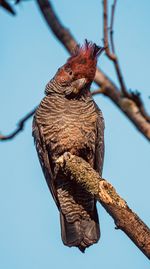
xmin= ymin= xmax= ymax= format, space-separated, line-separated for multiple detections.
xmin=32 ymin=40 xmax=105 ymax=252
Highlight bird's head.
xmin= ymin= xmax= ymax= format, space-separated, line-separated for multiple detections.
xmin=53 ymin=40 xmax=104 ymax=97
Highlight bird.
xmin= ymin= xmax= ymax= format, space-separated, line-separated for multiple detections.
xmin=32 ymin=40 xmax=105 ymax=252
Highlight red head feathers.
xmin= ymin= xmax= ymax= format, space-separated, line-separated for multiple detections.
xmin=54 ymin=40 xmax=104 ymax=87
xmin=66 ymin=40 xmax=104 ymax=82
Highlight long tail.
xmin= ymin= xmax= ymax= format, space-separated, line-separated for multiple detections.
xmin=60 ymin=202 xmax=100 ymax=252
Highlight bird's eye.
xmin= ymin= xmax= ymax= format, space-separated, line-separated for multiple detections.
xmin=64 ymin=65 xmax=73 ymax=76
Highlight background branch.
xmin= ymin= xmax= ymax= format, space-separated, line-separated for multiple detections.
xmin=0 ymin=0 xmax=16 ymax=15
xmin=36 ymin=0 xmax=150 ymax=141
xmin=103 ymin=0 xmax=129 ymax=97
xmin=57 ymin=152 xmax=150 ymax=260
xmin=103 ymin=0 xmax=150 ymax=121
xmin=109 ymin=0 xmax=117 ymax=54
xmin=103 ymin=0 xmax=116 ymax=61
xmin=0 ymin=108 xmax=36 ymax=141
xmin=1 ymin=0 xmax=149 ymax=142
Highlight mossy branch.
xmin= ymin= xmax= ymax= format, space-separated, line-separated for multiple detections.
xmin=56 ymin=152 xmax=150 ymax=259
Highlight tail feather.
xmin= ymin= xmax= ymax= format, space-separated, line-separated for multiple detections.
xmin=60 ymin=213 xmax=81 ymax=247
xmin=60 ymin=204 xmax=100 ymax=252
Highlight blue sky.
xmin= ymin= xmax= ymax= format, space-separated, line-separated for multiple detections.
xmin=0 ymin=1 xmax=150 ymax=268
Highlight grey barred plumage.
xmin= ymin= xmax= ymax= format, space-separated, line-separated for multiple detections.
xmin=33 ymin=41 xmax=104 ymax=252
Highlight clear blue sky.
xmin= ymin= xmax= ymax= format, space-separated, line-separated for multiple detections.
xmin=0 ymin=1 xmax=150 ymax=268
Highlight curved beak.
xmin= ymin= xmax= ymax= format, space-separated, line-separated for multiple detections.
xmin=71 ymin=78 xmax=87 ymax=91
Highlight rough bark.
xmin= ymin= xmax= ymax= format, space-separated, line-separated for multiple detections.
xmin=56 ymin=152 xmax=150 ymax=259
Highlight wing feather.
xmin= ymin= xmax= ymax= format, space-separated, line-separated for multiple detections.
xmin=32 ymin=117 xmax=59 ymax=208
xmin=94 ymin=104 xmax=105 ymax=176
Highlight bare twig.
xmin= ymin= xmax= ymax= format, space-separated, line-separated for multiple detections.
xmin=0 ymin=108 xmax=36 ymax=141
xmin=103 ymin=0 xmax=150 ymax=122
xmin=95 ymin=69 xmax=150 ymax=140
xmin=103 ymin=0 xmax=116 ymax=61
xmin=57 ymin=152 xmax=150 ymax=259
xmin=36 ymin=0 xmax=76 ymax=52
xmin=103 ymin=0 xmax=129 ymax=97
xmin=91 ymin=87 xmax=105 ymax=95
xmin=2 ymin=1 xmax=149 ymax=141
xmin=130 ymin=90 xmax=150 ymax=122
xmin=110 ymin=0 xmax=117 ymax=54
xmin=36 ymin=0 xmax=150 ymax=141
xmin=0 ymin=0 xmax=16 ymax=15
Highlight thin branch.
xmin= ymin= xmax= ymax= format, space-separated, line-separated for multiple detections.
xmin=130 ymin=90 xmax=150 ymax=122
xmin=103 ymin=0 xmax=129 ymax=97
xmin=36 ymin=0 xmax=150 ymax=141
xmin=95 ymin=69 xmax=150 ymax=140
xmin=36 ymin=0 xmax=76 ymax=52
xmin=57 ymin=152 xmax=150 ymax=259
xmin=91 ymin=87 xmax=105 ymax=96
xmin=2 ymin=1 xmax=149 ymax=142
xmin=110 ymin=0 xmax=117 ymax=54
xmin=0 ymin=0 xmax=16 ymax=15
xmin=0 ymin=108 xmax=36 ymax=141
xmin=103 ymin=0 xmax=150 ymax=122
xmin=103 ymin=0 xmax=116 ymax=61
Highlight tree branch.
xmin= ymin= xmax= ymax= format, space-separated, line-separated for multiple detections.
xmin=109 ymin=0 xmax=117 ymax=54
xmin=56 ymin=152 xmax=150 ymax=259
xmin=0 ymin=108 xmax=36 ymax=141
xmin=2 ymin=1 xmax=149 ymax=142
xmin=130 ymin=90 xmax=150 ymax=122
xmin=103 ymin=0 xmax=150 ymax=122
xmin=103 ymin=0 xmax=116 ymax=61
xmin=95 ymin=70 xmax=150 ymax=140
xmin=36 ymin=0 xmax=76 ymax=52
xmin=36 ymin=0 xmax=150 ymax=141
xmin=103 ymin=0 xmax=129 ymax=97
xmin=91 ymin=87 xmax=105 ymax=95
xmin=0 ymin=0 xmax=16 ymax=15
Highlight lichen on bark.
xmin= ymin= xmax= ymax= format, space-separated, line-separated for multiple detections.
xmin=56 ymin=152 xmax=150 ymax=259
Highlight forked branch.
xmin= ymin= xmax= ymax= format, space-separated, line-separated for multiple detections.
xmin=1 ymin=0 xmax=150 ymax=141
xmin=36 ymin=0 xmax=150 ymax=141
xmin=103 ymin=0 xmax=150 ymax=122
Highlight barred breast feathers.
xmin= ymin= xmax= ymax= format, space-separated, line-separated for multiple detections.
xmin=35 ymin=79 xmax=104 ymax=155
xmin=37 ymin=78 xmax=103 ymax=121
